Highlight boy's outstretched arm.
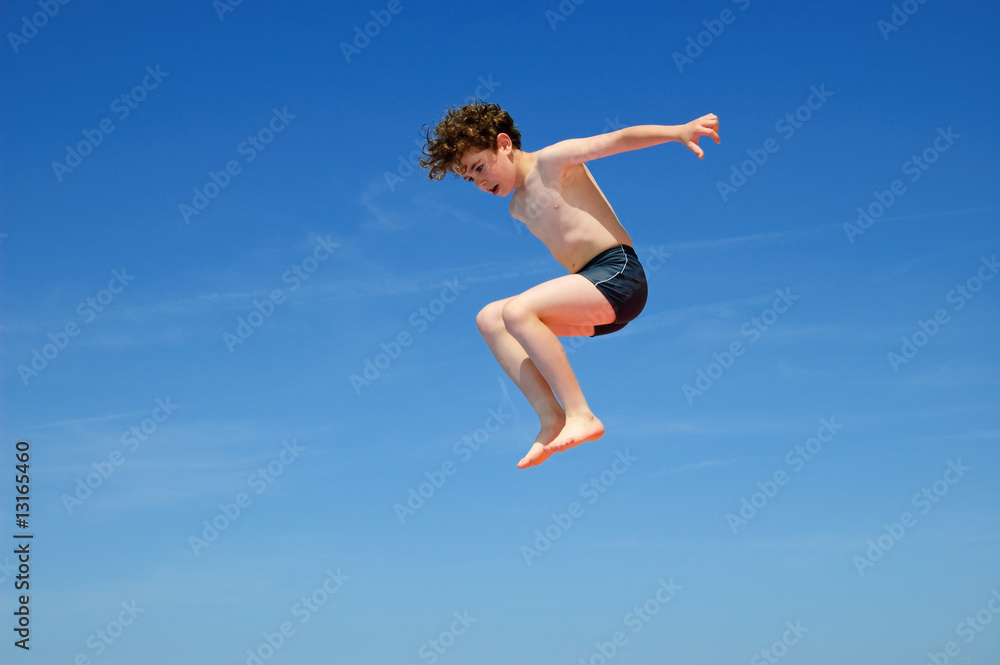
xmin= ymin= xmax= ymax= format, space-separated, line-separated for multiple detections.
xmin=541 ymin=113 xmax=720 ymax=168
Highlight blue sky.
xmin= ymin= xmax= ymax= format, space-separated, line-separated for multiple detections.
xmin=1 ymin=1 xmax=998 ymax=663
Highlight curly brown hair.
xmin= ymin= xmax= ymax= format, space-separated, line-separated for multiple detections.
xmin=419 ymin=101 xmax=522 ymax=180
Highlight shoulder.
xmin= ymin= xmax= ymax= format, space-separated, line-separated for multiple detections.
xmin=534 ymin=141 xmax=567 ymax=166
xmin=530 ymin=143 xmax=575 ymax=182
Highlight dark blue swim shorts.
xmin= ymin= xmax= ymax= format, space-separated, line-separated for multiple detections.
xmin=576 ymin=244 xmax=648 ymax=336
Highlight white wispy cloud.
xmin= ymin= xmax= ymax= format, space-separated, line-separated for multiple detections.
xmin=665 ymin=458 xmax=740 ymax=474
xmin=905 ymin=429 xmax=1000 ymax=444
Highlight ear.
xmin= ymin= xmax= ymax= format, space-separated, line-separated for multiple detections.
xmin=495 ymin=133 xmax=513 ymax=153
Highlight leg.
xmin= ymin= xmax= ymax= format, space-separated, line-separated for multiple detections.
xmin=501 ymin=274 xmax=616 ymax=468
xmin=477 ymin=298 xmax=566 ymax=464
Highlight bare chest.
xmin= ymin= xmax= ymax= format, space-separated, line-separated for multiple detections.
xmin=510 ymin=165 xmax=601 ymax=233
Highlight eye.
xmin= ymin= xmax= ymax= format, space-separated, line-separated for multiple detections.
xmin=476 ymin=165 xmax=483 ymax=172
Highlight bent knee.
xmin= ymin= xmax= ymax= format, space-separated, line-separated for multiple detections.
xmin=476 ymin=301 xmax=507 ymax=337
xmin=500 ymin=298 xmax=535 ymax=330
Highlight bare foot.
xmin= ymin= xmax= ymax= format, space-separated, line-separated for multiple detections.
xmin=517 ymin=414 xmax=604 ymax=469
xmin=549 ymin=414 xmax=604 ymax=453
xmin=517 ymin=419 xmax=564 ymax=469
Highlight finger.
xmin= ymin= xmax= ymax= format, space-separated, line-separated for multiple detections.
xmin=697 ymin=128 xmax=720 ymax=144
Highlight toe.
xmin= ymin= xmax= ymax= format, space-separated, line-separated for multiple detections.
xmin=517 ymin=443 xmax=541 ymax=469
xmin=517 ymin=442 xmax=557 ymax=469
xmin=551 ymin=433 xmax=574 ymax=451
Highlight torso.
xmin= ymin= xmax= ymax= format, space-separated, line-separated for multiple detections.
xmin=509 ymin=152 xmax=633 ymax=273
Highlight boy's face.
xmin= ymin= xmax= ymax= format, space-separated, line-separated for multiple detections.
xmin=458 ymin=133 xmax=516 ymax=197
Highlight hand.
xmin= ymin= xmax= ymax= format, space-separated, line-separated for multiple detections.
xmin=681 ymin=113 xmax=720 ymax=159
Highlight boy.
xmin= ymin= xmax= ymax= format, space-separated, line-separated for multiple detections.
xmin=420 ymin=103 xmax=719 ymax=468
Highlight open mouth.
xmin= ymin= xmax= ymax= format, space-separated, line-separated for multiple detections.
xmin=491 ymin=184 xmax=499 ymax=195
